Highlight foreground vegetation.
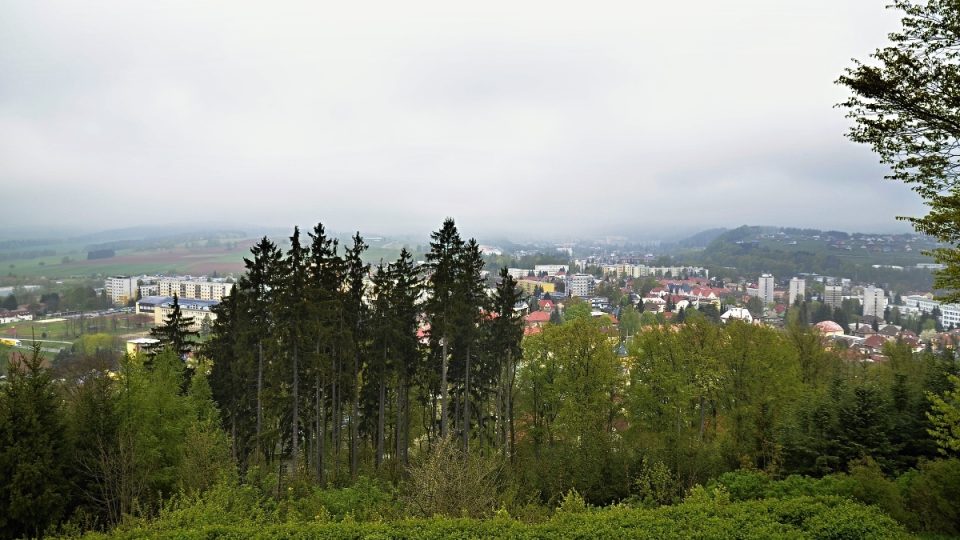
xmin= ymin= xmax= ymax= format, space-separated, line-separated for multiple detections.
xmin=80 ymin=488 xmax=909 ymax=539
xmin=1 ymin=219 xmax=960 ymax=540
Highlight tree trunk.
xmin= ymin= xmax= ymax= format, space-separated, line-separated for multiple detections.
xmin=508 ymin=350 xmax=516 ymax=462
xmin=463 ymin=344 xmax=471 ymax=453
xmin=440 ymin=336 xmax=449 ymax=439
xmin=256 ymin=340 xmax=264 ymax=458
xmin=351 ymin=348 xmax=359 ymax=479
xmin=376 ymin=356 xmax=386 ymax=468
xmin=292 ymin=340 xmax=299 ymax=466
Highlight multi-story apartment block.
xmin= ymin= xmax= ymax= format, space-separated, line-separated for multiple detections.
xmin=534 ymin=264 xmax=567 ymax=277
xmin=758 ymin=274 xmax=775 ymax=305
xmin=823 ymin=285 xmax=843 ymax=309
xmin=153 ymin=298 xmax=219 ymax=332
xmin=104 ymin=276 xmax=138 ymax=305
xmin=862 ymin=286 xmax=887 ymax=318
xmin=567 ymin=273 xmax=595 ymax=297
xmin=506 ymin=268 xmax=532 ymax=279
xmin=158 ymin=278 xmax=233 ymax=301
xmin=788 ymin=277 xmax=805 ymax=306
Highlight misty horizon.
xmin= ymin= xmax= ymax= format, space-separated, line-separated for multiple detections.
xmin=1 ymin=1 xmax=928 ymax=237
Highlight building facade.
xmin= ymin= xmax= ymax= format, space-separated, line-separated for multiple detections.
xmin=788 ymin=277 xmax=805 ymax=306
xmin=533 ymin=264 xmax=567 ymax=277
xmin=862 ymin=286 xmax=887 ymax=318
xmin=105 ymin=276 xmax=138 ymax=305
xmin=824 ymin=285 xmax=843 ymax=309
xmin=758 ymin=274 xmax=775 ymax=305
xmin=153 ymin=298 xmax=219 ymax=331
xmin=158 ymin=279 xmax=233 ymax=301
xmin=567 ymin=273 xmax=595 ymax=298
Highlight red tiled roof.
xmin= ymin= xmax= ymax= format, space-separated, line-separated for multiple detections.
xmin=864 ymin=334 xmax=888 ymax=349
xmin=525 ymin=311 xmax=551 ymax=324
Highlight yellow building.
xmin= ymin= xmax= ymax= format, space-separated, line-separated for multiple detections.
xmin=517 ymin=279 xmax=556 ymax=295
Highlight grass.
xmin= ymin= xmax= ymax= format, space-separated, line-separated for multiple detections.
xmin=0 ymin=313 xmax=154 ymax=345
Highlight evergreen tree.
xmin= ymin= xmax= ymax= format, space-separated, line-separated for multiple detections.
xmin=424 ymin=218 xmax=464 ymax=440
xmin=489 ymin=267 xmax=524 ymax=458
xmin=149 ymin=294 xmax=198 ymax=359
xmin=343 ymin=232 xmax=369 ymax=478
xmin=278 ymin=227 xmax=311 ymax=466
xmin=306 ymin=222 xmax=344 ymax=484
xmin=243 ymin=236 xmax=282 ymax=458
xmin=0 ymin=344 xmax=70 ymax=539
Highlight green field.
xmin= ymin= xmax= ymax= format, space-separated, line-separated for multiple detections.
xmin=0 ymin=313 xmax=154 ymax=347
xmin=1 ymin=238 xmax=413 ymax=280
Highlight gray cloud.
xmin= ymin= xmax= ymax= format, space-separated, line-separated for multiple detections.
xmin=0 ymin=0 xmax=927 ymax=239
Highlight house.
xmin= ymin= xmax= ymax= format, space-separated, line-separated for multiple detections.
xmin=524 ymin=311 xmax=551 ymax=329
xmin=720 ymin=307 xmax=753 ymax=324
xmin=814 ymin=320 xmax=845 ymax=337
xmin=862 ymin=334 xmax=890 ymax=351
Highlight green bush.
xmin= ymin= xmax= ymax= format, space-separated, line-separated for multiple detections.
xmin=74 ymin=495 xmax=910 ymax=539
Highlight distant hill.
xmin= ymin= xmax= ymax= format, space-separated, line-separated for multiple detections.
xmin=676 ymin=228 xmax=728 ymax=248
xmin=686 ymin=225 xmax=938 ymax=292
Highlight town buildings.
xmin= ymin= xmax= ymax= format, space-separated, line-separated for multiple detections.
xmin=862 ymin=286 xmax=887 ymax=318
xmin=788 ymin=277 xmax=805 ymax=306
xmin=105 ymin=276 xmax=138 ymax=305
xmin=567 ymin=273 xmax=595 ymax=297
xmin=824 ymin=285 xmax=843 ymax=309
xmin=758 ymin=274 xmax=775 ymax=305
xmin=158 ymin=278 xmax=233 ymax=301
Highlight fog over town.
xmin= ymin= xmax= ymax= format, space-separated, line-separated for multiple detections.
xmin=1 ymin=0 xmax=926 ymax=238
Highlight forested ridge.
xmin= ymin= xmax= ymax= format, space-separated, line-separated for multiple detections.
xmin=1 ymin=219 xmax=959 ymax=539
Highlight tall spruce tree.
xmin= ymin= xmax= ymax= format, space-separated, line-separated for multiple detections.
xmin=149 ymin=294 xmax=198 ymax=359
xmin=0 ymin=344 xmax=70 ymax=539
xmin=280 ymin=227 xmax=311 ymax=466
xmin=241 ymin=237 xmax=282 ymax=456
xmin=306 ymin=223 xmax=343 ymax=484
xmin=343 ymin=232 xmax=368 ymax=478
xmin=454 ymin=238 xmax=488 ymax=452
xmin=424 ymin=218 xmax=464 ymax=440
xmin=489 ymin=267 xmax=524 ymax=458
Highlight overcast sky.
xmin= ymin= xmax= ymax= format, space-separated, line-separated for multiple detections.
xmin=0 ymin=1 xmax=927 ymax=240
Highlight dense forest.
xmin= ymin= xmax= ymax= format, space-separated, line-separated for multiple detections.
xmin=1 ymin=219 xmax=959 ymax=538
xmin=686 ymin=226 xmax=936 ymax=292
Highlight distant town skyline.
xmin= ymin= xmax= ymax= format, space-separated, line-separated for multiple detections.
xmin=1 ymin=1 xmax=927 ymax=236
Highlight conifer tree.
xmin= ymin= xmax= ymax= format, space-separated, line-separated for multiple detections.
xmin=279 ymin=227 xmax=310 ymax=465
xmin=0 ymin=343 xmax=70 ymax=539
xmin=243 ymin=236 xmax=282 ymax=457
xmin=306 ymin=223 xmax=343 ymax=483
xmin=343 ymin=232 xmax=368 ymax=478
xmin=489 ymin=267 xmax=524 ymax=457
xmin=149 ymin=294 xmax=198 ymax=359
xmin=424 ymin=218 xmax=464 ymax=440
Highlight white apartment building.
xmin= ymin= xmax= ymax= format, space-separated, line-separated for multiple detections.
xmin=139 ymin=283 xmax=160 ymax=297
xmin=159 ymin=278 xmax=233 ymax=301
xmin=788 ymin=277 xmax=806 ymax=306
xmin=534 ymin=264 xmax=567 ymax=276
xmin=903 ymin=294 xmax=940 ymax=313
xmin=153 ymin=298 xmax=219 ymax=332
xmin=941 ymin=304 xmax=960 ymax=328
xmin=506 ymin=268 xmax=532 ymax=279
xmin=824 ymin=285 xmax=843 ymax=309
xmin=567 ymin=273 xmax=596 ymax=298
xmin=758 ymin=274 xmax=775 ymax=305
xmin=862 ymin=286 xmax=888 ymax=318
xmin=104 ymin=276 xmax=138 ymax=305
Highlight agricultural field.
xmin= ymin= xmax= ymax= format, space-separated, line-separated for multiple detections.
xmin=0 ymin=232 xmax=416 ymax=280
xmin=1 ymin=243 xmax=257 ymax=279
xmin=0 ymin=313 xmax=155 ymax=353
